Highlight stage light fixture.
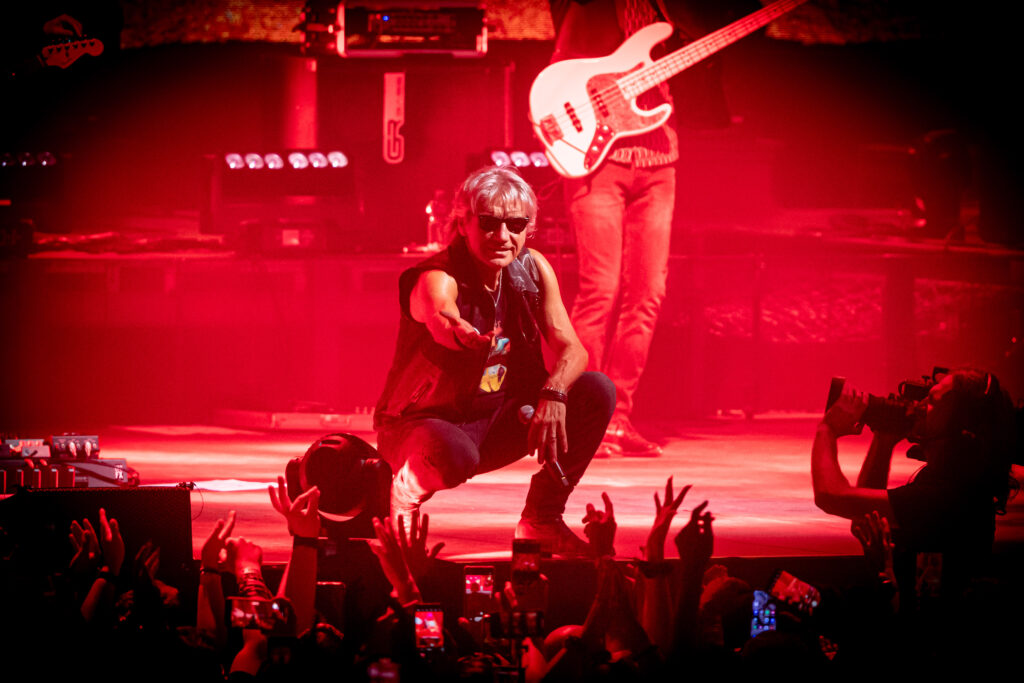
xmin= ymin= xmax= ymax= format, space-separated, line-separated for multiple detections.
xmin=202 ymin=148 xmax=360 ymax=249
xmin=0 ymin=153 xmax=15 ymax=167
xmin=510 ymin=151 xmax=530 ymax=168
xmin=37 ymin=152 xmax=58 ymax=166
xmin=327 ymin=151 xmax=348 ymax=168
xmin=245 ymin=153 xmax=265 ymax=170
xmin=18 ymin=152 xmax=35 ymax=167
xmin=490 ymin=150 xmax=511 ymax=166
xmin=529 ymin=152 xmax=549 ymax=168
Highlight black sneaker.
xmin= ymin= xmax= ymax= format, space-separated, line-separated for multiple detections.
xmin=515 ymin=517 xmax=592 ymax=557
xmin=606 ymin=417 xmax=661 ymax=457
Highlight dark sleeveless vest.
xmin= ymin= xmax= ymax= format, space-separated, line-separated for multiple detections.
xmin=373 ymin=238 xmax=548 ymax=430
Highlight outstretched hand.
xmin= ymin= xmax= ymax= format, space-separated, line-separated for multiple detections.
xmin=674 ymin=501 xmax=713 ymax=576
xmin=583 ymin=492 xmax=616 ymax=557
xmin=395 ymin=509 xmax=445 ymax=581
xmin=268 ymin=476 xmax=321 ymax=539
xmin=439 ymin=309 xmax=498 ymax=351
xmin=645 ymin=477 xmax=691 ymax=562
xmin=369 ymin=516 xmax=421 ymax=605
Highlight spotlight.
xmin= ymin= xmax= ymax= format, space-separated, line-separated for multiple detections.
xmin=308 ymin=152 xmax=329 ymax=168
xmin=225 ymin=153 xmax=245 ymax=170
xmin=327 ymin=151 xmax=348 ymax=168
xmin=510 ymin=151 xmax=530 ymax=168
xmin=288 ymin=152 xmax=310 ymax=169
xmin=0 ymin=153 xmax=15 ymax=167
xmin=490 ymin=150 xmax=511 ymax=166
xmin=18 ymin=152 xmax=35 ymax=167
xmin=264 ymin=153 xmax=284 ymax=170
xmin=244 ymin=153 xmax=265 ymax=170
xmin=529 ymin=152 xmax=549 ymax=168
xmin=37 ymin=152 xmax=58 ymax=167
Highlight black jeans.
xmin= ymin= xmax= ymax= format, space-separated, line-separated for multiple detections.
xmin=377 ymin=371 xmax=615 ymax=520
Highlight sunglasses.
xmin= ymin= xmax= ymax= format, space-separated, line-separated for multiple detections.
xmin=476 ymin=214 xmax=531 ymax=235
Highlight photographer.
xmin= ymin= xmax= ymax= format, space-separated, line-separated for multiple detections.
xmin=812 ymin=368 xmax=1018 ymax=606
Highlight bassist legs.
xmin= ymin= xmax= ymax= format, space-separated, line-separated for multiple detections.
xmin=566 ymin=162 xmax=674 ymax=420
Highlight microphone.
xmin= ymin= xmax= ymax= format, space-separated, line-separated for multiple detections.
xmin=519 ymin=405 xmax=571 ymax=488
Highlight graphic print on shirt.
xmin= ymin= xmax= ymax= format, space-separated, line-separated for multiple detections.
xmin=479 ymin=335 xmax=511 ymax=393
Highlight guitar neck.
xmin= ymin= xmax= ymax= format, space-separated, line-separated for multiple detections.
xmin=621 ymin=0 xmax=809 ymax=98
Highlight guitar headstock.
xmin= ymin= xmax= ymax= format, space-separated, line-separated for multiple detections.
xmin=41 ymin=38 xmax=104 ymax=70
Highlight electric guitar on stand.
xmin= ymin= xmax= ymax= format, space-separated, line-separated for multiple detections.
xmin=529 ymin=0 xmax=810 ymax=178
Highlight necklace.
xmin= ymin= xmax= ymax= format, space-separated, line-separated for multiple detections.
xmin=488 ymin=272 xmax=503 ymax=327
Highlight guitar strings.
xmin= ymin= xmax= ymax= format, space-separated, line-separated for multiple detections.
xmin=541 ymin=0 xmax=805 ymax=138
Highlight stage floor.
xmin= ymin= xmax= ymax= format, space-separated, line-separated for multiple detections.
xmin=101 ymin=416 xmax=1024 ymax=564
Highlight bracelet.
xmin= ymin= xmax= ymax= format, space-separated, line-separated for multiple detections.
xmin=539 ymin=386 xmax=568 ymax=403
xmin=238 ymin=575 xmax=273 ymax=600
xmin=293 ymin=535 xmax=319 ymax=549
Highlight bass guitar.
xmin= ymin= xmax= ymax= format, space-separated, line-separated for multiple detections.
xmin=530 ymin=0 xmax=809 ymax=178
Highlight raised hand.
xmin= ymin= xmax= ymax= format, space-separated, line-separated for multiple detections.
xmin=499 ymin=573 xmax=550 ymax=616
xmin=583 ymin=492 xmax=616 ymax=557
xmin=823 ymin=386 xmax=867 ymax=437
xmin=645 ymin=477 xmax=691 ymax=562
xmin=201 ymin=510 xmax=236 ymax=571
xmin=369 ymin=516 xmax=421 ymax=605
xmin=673 ymin=501 xmax=713 ymax=574
xmin=225 ymin=537 xmax=264 ymax=578
xmin=268 ymin=476 xmax=321 ymax=539
xmin=69 ymin=518 xmax=100 ymax=574
xmin=851 ymin=510 xmax=895 ymax=583
xmin=395 ymin=509 xmax=445 ymax=582
xmin=135 ymin=540 xmax=161 ymax=583
xmin=97 ymin=508 xmax=125 ymax=575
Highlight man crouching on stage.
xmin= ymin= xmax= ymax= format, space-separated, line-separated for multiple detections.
xmin=373 ymin=166 xmax=615 ymax=556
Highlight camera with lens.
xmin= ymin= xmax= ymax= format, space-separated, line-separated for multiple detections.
xmin=825 ymin=367 xmax=948 ymax=445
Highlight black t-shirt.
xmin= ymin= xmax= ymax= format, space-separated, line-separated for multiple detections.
xmin=888 ymin=464 xmax=996 ymax=602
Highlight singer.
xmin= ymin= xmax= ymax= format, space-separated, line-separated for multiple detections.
xmin=374 ymin=166 xmax=615 ymax=556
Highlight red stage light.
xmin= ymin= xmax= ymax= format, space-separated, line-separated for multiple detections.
xmin=225 ymin=153 xmax=245 ymax=169
xmin=327 ymin=151 xmax=348 ymax=168
xmin=244 ymin=153 xmax=265 ymax=170
xmin=288 ymin=152 xmax=310 ymax=169
xmin=308 ymin=151 xmax=328 ymax=168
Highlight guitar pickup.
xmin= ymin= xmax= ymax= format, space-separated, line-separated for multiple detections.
xmin=539 ymin=115 xmax=563 ymax=145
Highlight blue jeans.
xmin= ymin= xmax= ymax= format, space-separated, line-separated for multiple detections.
xmin=377 ymin=372 xmax=615 ymax=520
xmin=565 ymin=162 xmax=675 ymax=417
